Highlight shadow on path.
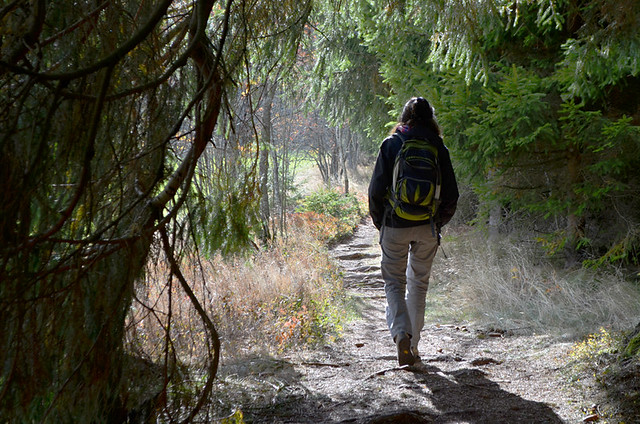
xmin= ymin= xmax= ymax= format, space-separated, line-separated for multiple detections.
xmin=383 ymin=363 xmax=565 ymax=424
xmin=240 ymin=356 xmax=564 ymax=423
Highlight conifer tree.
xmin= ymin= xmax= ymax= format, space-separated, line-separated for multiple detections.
xmin=0 ymin=0 xmax=311 ymax=421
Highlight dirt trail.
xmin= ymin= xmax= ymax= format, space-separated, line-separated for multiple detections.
xmin=222 ymin=220 xmax=592 ymax=423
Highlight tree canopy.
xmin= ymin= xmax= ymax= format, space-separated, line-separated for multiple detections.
xmin=307 ymin=0 xmax=640 ymax=264
xmin=0 ymin=0 xmax=310 ymax=421
xmin=2 ymin=0 xmax=640 ymax=421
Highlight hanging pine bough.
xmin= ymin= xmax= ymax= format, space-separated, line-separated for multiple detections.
xmin=0 ymin=0 xmax=312 ymax=421
xmin=0 ymin=1 xmax=227 ymax=421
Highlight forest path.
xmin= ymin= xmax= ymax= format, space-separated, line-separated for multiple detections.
xmin=225 ymin=220 xmax=591 ymax=423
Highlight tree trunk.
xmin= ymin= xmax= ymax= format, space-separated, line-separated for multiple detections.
xmin=565 ymin=144 xmax=585 ymax=267
xmin=487 ymin=168 xmax=501 ymax=242
xmin=0 ymin=1 xmax=225 ymax=420
xmin=272 ymin=147 xmax=282 ymax=236
xmin=337 ymin=126 xmax=350 ymax=194
xmin=280 ymin=134 xmax=290 ymax=236
xmin=259 ymin=86 xmax=276 ymax=243
xmin=330 ymin=133 xmax=340 ymax=184
xmin=488 ymin=202 xmax=502 ymax=242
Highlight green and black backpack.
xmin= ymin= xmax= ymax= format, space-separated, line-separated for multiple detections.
xmin=388 ymin=133 xmax=441 ymax=222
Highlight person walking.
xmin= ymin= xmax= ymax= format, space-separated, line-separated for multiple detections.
xmin=368 ymin=97 xmax=459 ymax=366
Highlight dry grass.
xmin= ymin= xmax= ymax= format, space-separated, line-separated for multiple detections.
xmin=119 ymin=208 xmax=353 ymax=421
xmin=197 ymin=228 xmax=346 ymax=357
xmin=430 ymin=228 xmax=640 ymax=338
xmin=126 ymin=220 xmax=347 ymax=369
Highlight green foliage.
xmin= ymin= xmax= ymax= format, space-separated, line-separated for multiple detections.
xmin=462 ymin=65 xmax=556 ymax=170
xmin=583 ymin=227 xmax=640 ymax=268
xmin=590 ymin=116 xmax=640 ymax=179
xmin=352 ymin=1 xmax=436 ymax=99
xmin=350 ymin=0 xmax=640 ymax=264
xmin=296 ymin=188 xmax=365 ymax=242
xmin=306 ymin=0 xmax=392 ymax=150
xmin=570 ymin=328 xmax=620 ymax=363
xmin=299 ymin=188 xmax=361 ymax=221
xmin=625 ymin=332 xmax=640 ymax=358
xmin=190 ymin=171 xmax=261 ymax=257
xmin=201 ymin=193 xmax=259 ymax=256
xmin=556 ymin=1 xmax=640 ymax=100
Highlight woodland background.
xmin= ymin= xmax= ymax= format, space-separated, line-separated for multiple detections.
xmin=1 ymin=0 xmax=640 ymax=422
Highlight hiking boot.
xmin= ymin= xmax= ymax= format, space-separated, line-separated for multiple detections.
xmin=396 ymin=333 xmax=415 ymax=366
xmin=411 ymin=346 xmax=421 ymax=362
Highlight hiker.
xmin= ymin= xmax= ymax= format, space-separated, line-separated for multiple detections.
xmin=368 ymin=97 xmax=459 ymax=366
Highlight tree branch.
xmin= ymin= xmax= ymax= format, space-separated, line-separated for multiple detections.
xmin=159 ymin=225 xmax=220 ymax=424
xmin=21 ymin=64 xmax=114 ymax=250
xmin=40 ymin=1 xmax=110 ymax=48
xmin=0 ymin=0 xmax=173 ymax=81
xmin=151 ymin=0 xmax=232 ymax=211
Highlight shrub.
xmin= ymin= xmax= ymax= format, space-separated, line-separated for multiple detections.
xmin=294 ymin=188 xmax=366 ymax=244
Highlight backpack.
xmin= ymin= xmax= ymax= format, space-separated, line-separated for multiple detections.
xmin=388 ymin=133 xmax=441 ymax=221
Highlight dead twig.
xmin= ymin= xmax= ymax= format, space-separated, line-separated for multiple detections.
xmin=365 ymin=364 xmax=411 ymax=380
xmin=298 ymin=362 xmax=350 ymax=368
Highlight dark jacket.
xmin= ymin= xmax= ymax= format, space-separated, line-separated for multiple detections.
xmin=368 ymin=125 xmax=459 ymax=230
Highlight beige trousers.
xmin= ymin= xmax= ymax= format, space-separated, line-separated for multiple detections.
xmin=380 ymin=224 xmax=438 ymax=349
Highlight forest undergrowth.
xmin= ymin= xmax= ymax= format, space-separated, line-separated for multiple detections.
xmin=428 ymin=225 xmax=640 ymax=421
xmin=430 ymin=228 xmax=640 ymax=339
xmin=126 ymin=181 xmax=640 ymax=422
xmin=121 ymin=188 xmax=365 ymax=421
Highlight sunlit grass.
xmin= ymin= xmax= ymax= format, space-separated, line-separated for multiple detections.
xmin=129 ymin=228 xmax=348 ymax=370
xmin=428 ymin=228 xmax=640 ymax=338
xmin=291 ymin=156 xmax=323 ymax=195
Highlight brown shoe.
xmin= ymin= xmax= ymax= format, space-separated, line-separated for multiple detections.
xmin=396 ymin=333 xmax=415 ymax=366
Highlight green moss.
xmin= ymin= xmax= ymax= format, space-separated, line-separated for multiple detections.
xmin=624 ymin=332 xmax=640 ymax=358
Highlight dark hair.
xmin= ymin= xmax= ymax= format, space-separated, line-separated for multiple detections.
xmin=397 ymin=97 xmax=440 ymax=136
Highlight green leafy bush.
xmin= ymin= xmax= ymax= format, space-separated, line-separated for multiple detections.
xmin=295 ymin=188 xmax=365 ymax=243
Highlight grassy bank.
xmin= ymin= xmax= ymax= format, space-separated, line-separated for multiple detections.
xmin=427 ymin=226 xmax=640 ymax=421
xmin=429 ymin=227 xmax=640 ymax=338
xmin=129 ymin=188 xmax=366 ymax=362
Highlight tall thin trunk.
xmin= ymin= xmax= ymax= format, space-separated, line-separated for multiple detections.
xmin=259 ymin=86 xmax=276 ymax=243
xmin=336 ymin=126 xmax=349 ymax=194
xmin=281 ymin=133 xmax=289 ymax=236
xmin=272 ymin=147 xmax=282 ymax=236
xmin=487 ymin=168 xmax=501 ymax=242
xmin=565 ymin=144 xmax=585 ymax=266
